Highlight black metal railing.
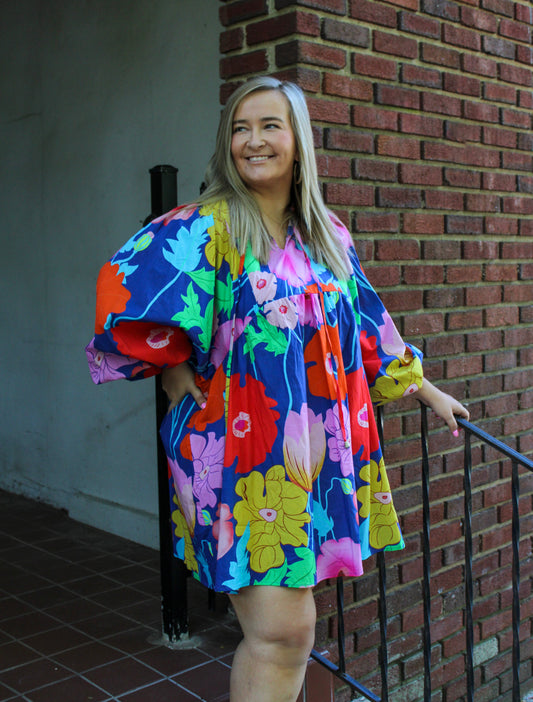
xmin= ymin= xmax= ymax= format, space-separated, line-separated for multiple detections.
xmin=311 ymin=404 xmax=533 ymax=702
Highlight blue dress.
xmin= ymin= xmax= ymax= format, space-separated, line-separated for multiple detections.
xmin=86 ymin=200 xmax=423 ymax=592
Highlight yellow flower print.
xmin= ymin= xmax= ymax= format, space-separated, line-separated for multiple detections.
xmin=357 ymin=458 xmax=401 ymax=550
xmin=171 ymin=496 xmax=198 ymax=573
xmin=234 ymin=465 xmax=310 ymax=572
xmin=370 ymin=355 xmax=423 ymax=406
xmin=201 ymin=201 xmax=241 ymax=276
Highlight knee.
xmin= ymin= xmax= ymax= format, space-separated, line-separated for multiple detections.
xmin=255 ymin=596 xmax=316 ymax=662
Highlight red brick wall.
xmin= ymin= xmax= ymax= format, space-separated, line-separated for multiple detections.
xmin=219 ymin=1 xmax=533 ymax=699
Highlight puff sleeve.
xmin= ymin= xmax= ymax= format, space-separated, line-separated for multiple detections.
xmin=86 ymin=204 xmax=225 ymax=385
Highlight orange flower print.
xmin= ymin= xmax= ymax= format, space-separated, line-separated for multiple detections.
xmin=94 ymin=262 xmax=131 ymax=334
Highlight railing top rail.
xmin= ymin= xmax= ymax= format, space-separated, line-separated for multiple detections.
xmin=456 ymin=416 xmax=533 ymax=472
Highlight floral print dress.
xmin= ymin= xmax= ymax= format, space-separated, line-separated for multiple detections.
xmin=86 ymin=200 xmax=423 ymax=593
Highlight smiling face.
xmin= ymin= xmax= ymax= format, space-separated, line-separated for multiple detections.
xmin=230 ymin=89 xmax=298 ymax=200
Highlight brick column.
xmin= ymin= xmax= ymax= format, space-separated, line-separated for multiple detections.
xmin=218 ymin=1 xmax=533 ymax=699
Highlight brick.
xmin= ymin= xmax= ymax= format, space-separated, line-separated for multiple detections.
xmin=355 ymin=212 xmax=399 ymax=233
xmin=504 ymin=282 xmax=533 ymax=303
xmin=446 ymin=215 xmax=484 ymax=235
xmin=375 ymin=238 xmax=420 ymax=260
xmin=274 ymin=66 xmax=321 ymax=92
xmin=463 ymin=100 xmax=499 ymax=123
xmin=518 ymin=132 xmax=533 ymax=151
xmin=480 ymin=0 xmax=514 ymax=17
xmin=516 ymin=4 xmax=533 ymax=23
xmin=465 ymin=284 xmax=501 ymax=305
xmin=315 ymin=154 xmax=351 ymax=178
xmin=421 ymin=42 xmax=461 ymax=69
xmin=403 ymin=264 xmax=445 ymax=285
xmin=425 ymin=190 xmax=464 ymax=210
xmin=374 ymin=31 xmax=418 ymax=58
xmin=485 ymin=263 xmax=518 ymax=282
xmin=517 ymin=44 xmax=533 ymax=65
xmin=467 ymin=329 xmax=502 ymax=352
xmin=220 ymin=50 xmax=268 ymax=78
xmin=403 ymin=213 xmax=444 ymax=234
xmin=443 ymin=23 xmax=481 ymax=50
xmin=377 ymin=135 xmax=421 ymax=159
xmin=465 ymin=193 xmax=500 ymax=213
xmin=502 ymin=150 xmax=533 ymax=171
xmin=247 ymin=12 xmax=320 ymax=44
xmin=400 ymin=163 xmax=442 ymax=186
xmin=400 ymin=112 xmax=443 ymax=137
xmin=446 ymin=266 xmax=483 ymax=283
xmin=220 ymin=27 xmax=244 ymax=53
xmin=349 ymin=0 xmax=397 ymax=27
xmin=501 ymin=108 xmax=532 ymax=129
xmin=377 ymin=187 xmax=423 ymax=208
xmin=399 ymin=11 xmax=440 ymax=38
xmin=461 ymin=5 xmax=498 ymax=31
xmin=321 ymin=18 xmax=370 ymax=47
xmin=499 ymin=18 xmax=532 ymax=42
xmin=324 ymin=128 xmax=373 ymax=153
xmin=483 ymin=125 xmax=517 ymax=148
xmin=307 ymin=96 xmax=350 ymax=123
xmin=463 ymin=240 xmax=499 ymax=259
xmin=502 ymin=196 xmax=533 ymax=215
xmin=483 ymin=82 xmax=517 ymax=104
xmin=401 ymin=63 xmax=442 ymax=89
xmin=444 ymin=72 xmax=481 ymax=97
xmin=485 ymin=306 xmax=520 ymax=327
xmin=376 ymin=85 xmax=420 ymax=109
xmin=322 ymin=73 xmax=372 ymax=100
xmin=422 ymin=92 xmax=462 ymax=116
xmin=275 ymin=40 xmax=346 ymax=69
xmin=323 ymin=183 xmax=373 ymax=206
xmin=422 ymin=0 xmax=460 ymax=21
xmin=500 ymin=62 xmax=533 ymax=86
xmin=353 ymin=159 xmax=397 ymax=182
xmin=445 ymin=121 xmax=481 ymax=143
xmin=518 ymin=176 xmax=533 ymax=194
xmin=502 ymin=242 xmax=533 ymax=259
xmin=403 ymin=313 xmax=445 ymax=335
xmin=220 ymin=0 xmax=268 ymax=26
xmin=352 ymin=105 xmax=399 ymax=131
xmin=352 ymin=53 xmax=398 ymax=80
xmin=381 ymin=289 xmax=423 ymax=311
xmin=445 ymin=168 xmax=481 ymax=189
xmin=463 ymin=53 xmax=498 ymax=78
xmin=518 ymin=89 xmax=533 ymax=109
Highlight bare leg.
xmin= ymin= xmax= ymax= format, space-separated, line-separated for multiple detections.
xmin=229 ymin=586 xmax=316 ymax=702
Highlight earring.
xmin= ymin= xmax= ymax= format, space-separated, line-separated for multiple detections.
xmin=293 ymin=161 xmax=302 ymax=185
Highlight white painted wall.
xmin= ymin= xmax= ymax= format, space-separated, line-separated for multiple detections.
xmin=0 ymin=0 xmax=220 ymax=548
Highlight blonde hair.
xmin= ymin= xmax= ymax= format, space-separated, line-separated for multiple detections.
xmin=197 ymin=76 xmax=351 ymax=280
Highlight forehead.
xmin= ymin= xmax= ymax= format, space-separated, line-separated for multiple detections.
xmin=233 ymin=89 xmax=291 ymax=120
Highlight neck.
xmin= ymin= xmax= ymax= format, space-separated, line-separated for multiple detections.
xmin=251 ymin=191 xmax=291 ymax=247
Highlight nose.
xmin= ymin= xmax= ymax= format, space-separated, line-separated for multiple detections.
xmin=247 ymin=127 xmax=265 ymax=149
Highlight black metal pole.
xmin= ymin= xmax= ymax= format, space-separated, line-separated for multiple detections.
xmin=148 ymin=165 xmax=190 ymax=642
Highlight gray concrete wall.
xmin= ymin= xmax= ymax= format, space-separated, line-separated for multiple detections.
xmin=0 ymin=1 xmax=221 ymax=548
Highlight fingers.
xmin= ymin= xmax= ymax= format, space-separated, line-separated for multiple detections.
xmin=190 ymin=385 xmax=208 ymax=409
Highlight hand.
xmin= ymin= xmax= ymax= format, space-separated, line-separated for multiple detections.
xmin=161 ymin=362 xmax=207 ymax=413
xmin=412 ymin=378 xmax=469 ymax=436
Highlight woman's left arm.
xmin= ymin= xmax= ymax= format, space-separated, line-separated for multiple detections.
xmin=412 ymin=378 xmax=469 ymax=436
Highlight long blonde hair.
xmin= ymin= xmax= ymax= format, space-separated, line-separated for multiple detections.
xmin=197 ymin=76 xmax=351 ymax=280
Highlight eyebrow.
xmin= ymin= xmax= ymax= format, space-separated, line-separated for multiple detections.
xmin=232 ymin=116 xmax=285 ymax=126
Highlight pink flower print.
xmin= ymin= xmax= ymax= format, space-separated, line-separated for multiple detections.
xmin=293 ymin=293 xmax=322 ymax=328
xmin=264 ymin=297 xmax=298 ymax=329
xmin=283 ymin=404 xmax=326 ymax=492
xmin=378 ymin=314 xmax=408 ymax=358
xmin=248 ymin=271 xmax=277 ymax=304
xmin=167 ymin=459 xmax=195 ymax=531
xmin=212 ymin=503 xmax=234 ymax=559
xmin=316 ymin=537 xmax=363 ymax=580
xmin=232 ymin=411 xmax=251 ymax=439
xmin=85 ymin=340 xmax=147 ymax=384
xmin=211 ymin=317 xmax=251 ymax=368
xmin=190 ymin=432 xmax=224 ymax=525
xmin=324 ymin=404 xmax=353 ymax=476
xmin=357 ymin=404 xmax=369 ymax=428
xmin=403 ymin=383 xmax=419 ymax=397
xmin=269 ymin=237 xmax=312 ymax=287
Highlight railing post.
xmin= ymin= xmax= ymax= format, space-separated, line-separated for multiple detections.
xmin=511 ymin=459 xmax=521 ymax=702
xmin=419 ymin=404 xmax=432 ymax=702
xmin=148 ymin=165 xmax=190 ymax=642
xmin=463 ymin=431 xmax=474 ymax=702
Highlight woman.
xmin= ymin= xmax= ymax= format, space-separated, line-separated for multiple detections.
xmin=87 ymin=76 xmax=468 ymax=702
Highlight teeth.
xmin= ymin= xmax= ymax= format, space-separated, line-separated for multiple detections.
xmin=248 ymin=156 xmax=270 ymax=162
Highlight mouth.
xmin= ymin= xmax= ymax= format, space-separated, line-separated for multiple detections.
xmin=246 ymin=155 xmax=272 ymax=163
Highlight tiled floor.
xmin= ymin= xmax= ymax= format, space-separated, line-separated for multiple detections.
xmin=0 ymin=489 xmax=242 ymax=702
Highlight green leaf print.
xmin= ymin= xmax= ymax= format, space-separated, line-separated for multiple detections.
xmin=258 ymin=560 xmax=289 ymax=586
xmin=171 ymin=282 xmax=213 ymax=351
xmin=286 ymin=547 xmax=316 ymax=587
xmin=188 ymin=267 xmax=214 ymax=294
xmin=244 ymin=314 xmax=288 ymax=363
